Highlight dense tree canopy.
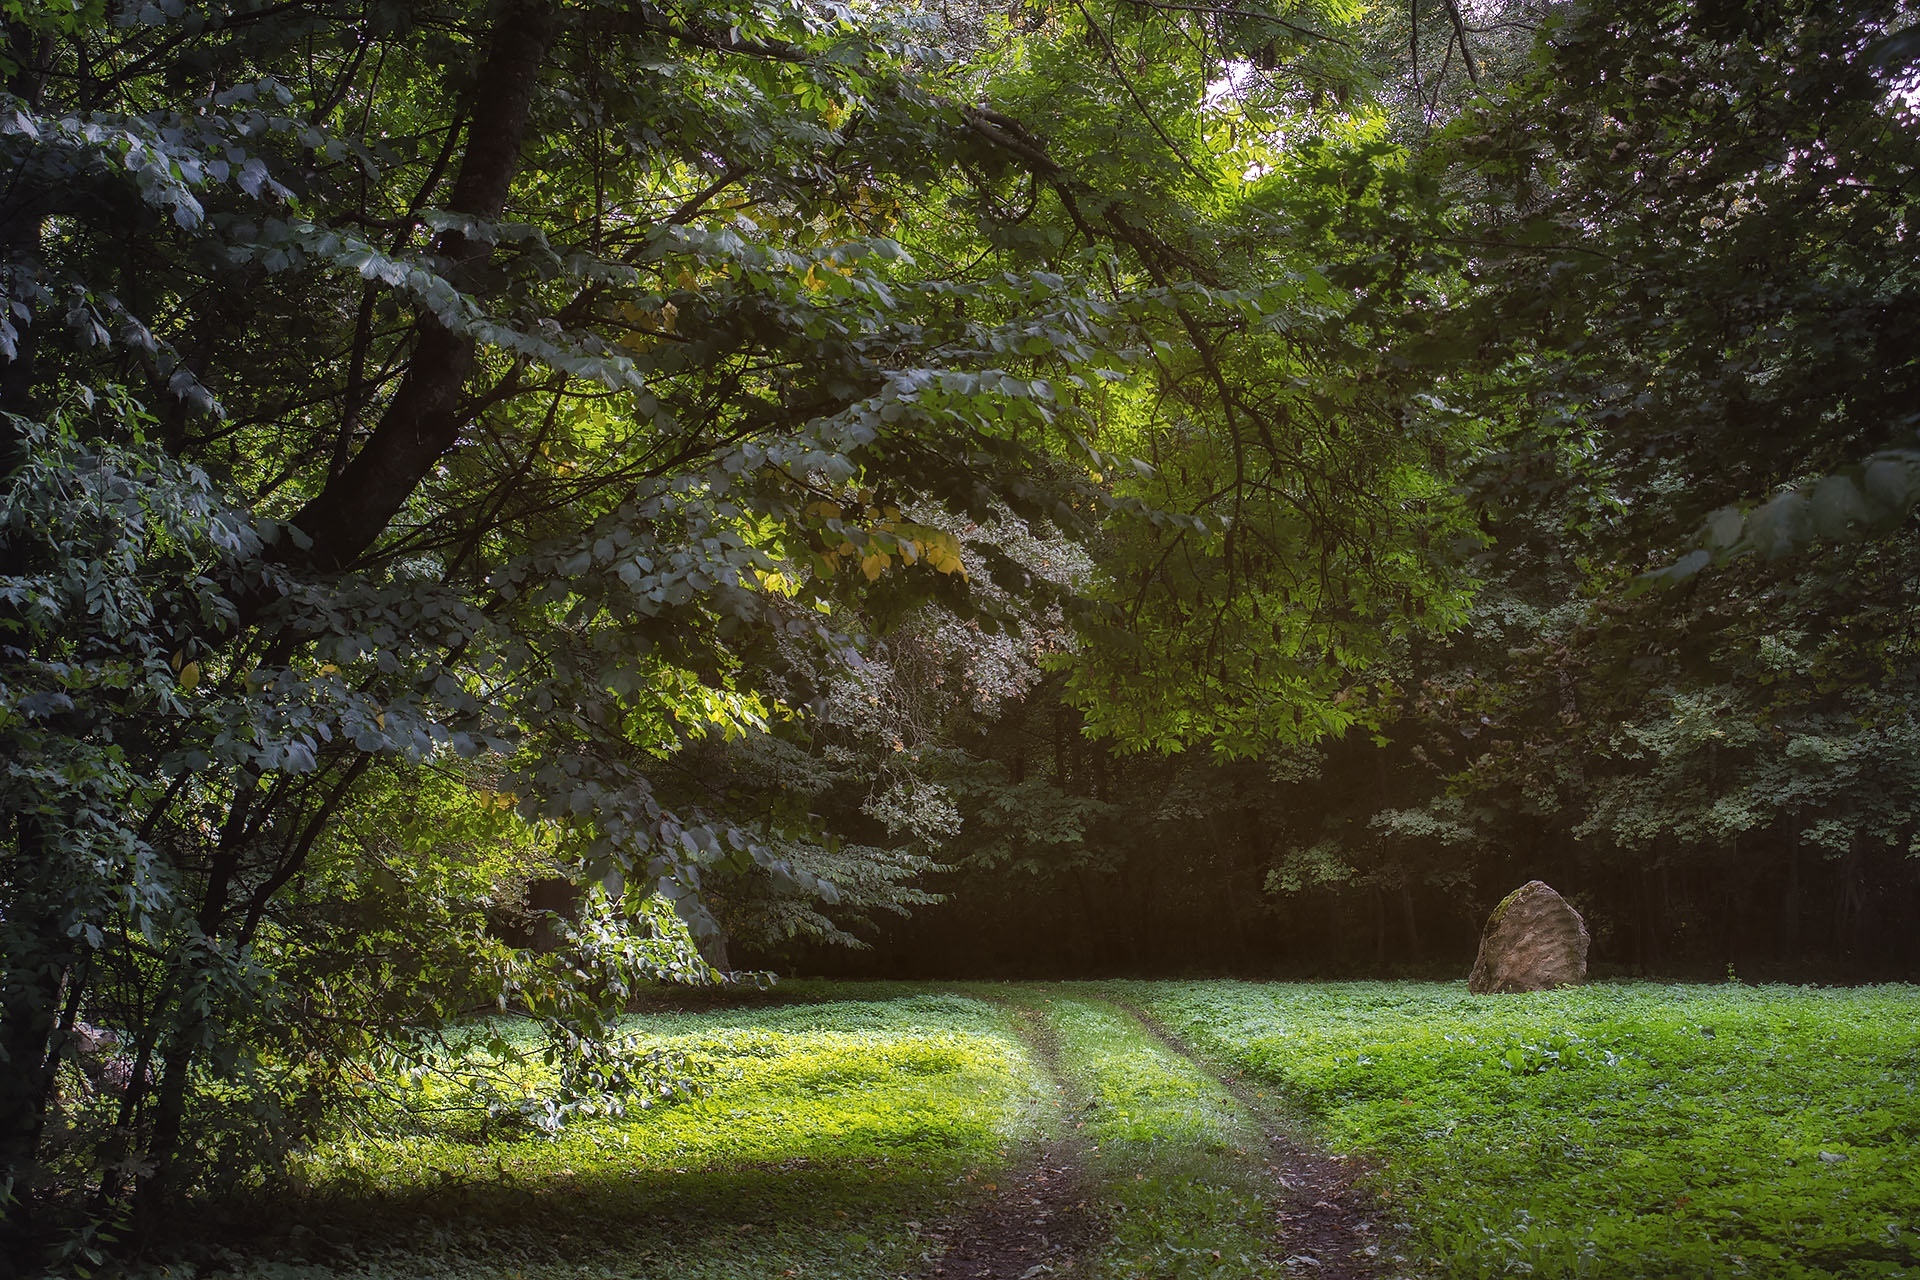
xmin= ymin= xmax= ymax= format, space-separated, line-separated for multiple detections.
xmin=4 ymin=0 xmax=1919 ymax=1264
xmin=810 ymin=0 xmax=1920 ymax=982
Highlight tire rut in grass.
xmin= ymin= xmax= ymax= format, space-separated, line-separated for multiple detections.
xmin=923 ymin=1003 xmax=1099 ymax=1280
xmin=1111 ymin=998 xmax=1390 ymax=1280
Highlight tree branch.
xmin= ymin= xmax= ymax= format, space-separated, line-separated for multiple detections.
xmin=1440 ymin=0 xmax=1481 ymax=85
xmin=283 ymin=0 xmax=559 ymax=574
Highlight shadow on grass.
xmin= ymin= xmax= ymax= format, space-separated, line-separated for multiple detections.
xmin=155 ymin=984 xmax=1022 ymax=1275
xmin=179 ymin=1152 xmax=962 ymax=1272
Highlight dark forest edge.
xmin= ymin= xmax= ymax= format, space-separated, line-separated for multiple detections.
xmin=3 ymin=0 xmax=1920 ymax=1267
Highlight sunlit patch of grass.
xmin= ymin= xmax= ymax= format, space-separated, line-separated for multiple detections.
xmin=1135 ymin=980 xmax=1920 ymax=1280
xmin=206 ymin=988 xmax=1037 ymax=1280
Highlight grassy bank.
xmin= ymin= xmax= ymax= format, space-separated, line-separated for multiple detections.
xmin=1135 ymin=980 xmax=1920 ymax=1279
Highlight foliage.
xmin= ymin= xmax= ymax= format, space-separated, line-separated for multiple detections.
xmin=1143 ymin=979 xmax=1920 ymax=1279
xmin=1439 ymin=0 xmax=1920 ymax=569
xmin=1258 ymin=0 xmax=1920 ymax=972
xmin=990 ymin=5 xmax=1489 ymax=757
xmin=807 ymin=0 xmax=1920 ymax=983
xmin=0 ymin=0 xmax=1143 ymax=1235
xmin=685 ymin=507 xmax=1093 ymax=957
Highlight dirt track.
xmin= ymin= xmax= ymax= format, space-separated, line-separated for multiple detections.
xmin=922 ymin=993 xmax=1391 ymax=1280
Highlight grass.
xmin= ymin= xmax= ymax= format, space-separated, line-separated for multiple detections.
xmin=1134 ymin=980 xmax=1920 ymax=1280
xmin=170 ymin=979 xmax=1920 ymax=1280
xmin=194 ymin=987 xmax=1040 ymax=1280
xmin=1019 ymin=990 xmax=1288 ymax=1279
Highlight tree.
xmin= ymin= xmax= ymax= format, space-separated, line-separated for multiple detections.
xmin=0 ymin=0 xmax=1084 ymax=1245
xmin=0 ymin=0 xmax=1482 ymax=1255
xmin=797 ymin=0 xmax=1920 ymax=983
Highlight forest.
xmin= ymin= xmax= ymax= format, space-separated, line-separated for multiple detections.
xmin=1 ymin=0 xmax=1918 ymax=1275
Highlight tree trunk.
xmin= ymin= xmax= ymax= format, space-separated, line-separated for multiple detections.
xmin=1399 ymin=881 xmax=1421 ymax=961
xmin=1639 ymin=867 xmax=1664 ymax=967
xmin=1372 ymin=889 xmax=1386 ymax=967
xmin=1834 ymin=847 xmax=1867 ymax=970
xmin=0 ymin=961 xmax=62 ymax=1265
xmin=284 ymin=0 xmax=559 ymax=573
xmin=696 ymin=928 xmax=732 ymax=974
xmin=112 ymin=8 xmax=561 ymax=1220
xmin=133 ymin=1036 xmax=195 ymax=1237
xmin=1783 ymin=830 xmax=1802 ymax=961
xmin=1070 ymin=868 xmax=1101 ymax=969
xmin=0 ymin=820 xmax=79 ymax=1267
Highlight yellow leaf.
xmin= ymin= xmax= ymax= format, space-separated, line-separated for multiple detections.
xmin=618 ymin=300 xmax=677 ymax=338
xmin=675 ymin=266 xmax=699 ymax=291
xmin=860 ymin=552 xmax=890 ymax=581
xmin=169 ymin=650 xmax=183 ymax=673
xmin=376 ymin=711 xmax=387 ymax=729
xmin=897 ymin=540 xmax=919 ymax=565
xmin=920 ymin=531 xmax=967 ymax=578
xmin=177 ymin=661 xmax=201 ymax=691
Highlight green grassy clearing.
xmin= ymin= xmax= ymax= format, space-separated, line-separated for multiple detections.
xmin=199 ymin=987 xmax=1040 ymax=1280
xmin=176 ymin=979 xmax=1920 ymax=1280
xmin=1135 ymin=980 xmax=1920 ymax=1280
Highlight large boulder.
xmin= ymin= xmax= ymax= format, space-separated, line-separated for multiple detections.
xmin=1468 ymin=881 xmax=1590 ymax=994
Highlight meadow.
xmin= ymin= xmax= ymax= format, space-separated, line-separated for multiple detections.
xmin=1136 ymin=981 xmax=1920 ymax=1280
xmin=180 ymin=981 xmax=1919 ymax=1280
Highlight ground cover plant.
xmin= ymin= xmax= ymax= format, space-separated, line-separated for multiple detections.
xmin=186 ymin=988 xmax=1040 ymax=1280
xmin=1139 ymin=981 xmax=1920 ymax=1280
xmin=160 ymin=982 xmax=1379 ymax=1280
xmin=141 ymin=979 xmax=1920 ymax=1280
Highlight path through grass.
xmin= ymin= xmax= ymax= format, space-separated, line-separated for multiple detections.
xmin=978 ymin=987 xmax=1313 ymax=1279
xmin=171 ymin=980 xmax=1920 ymax=1280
